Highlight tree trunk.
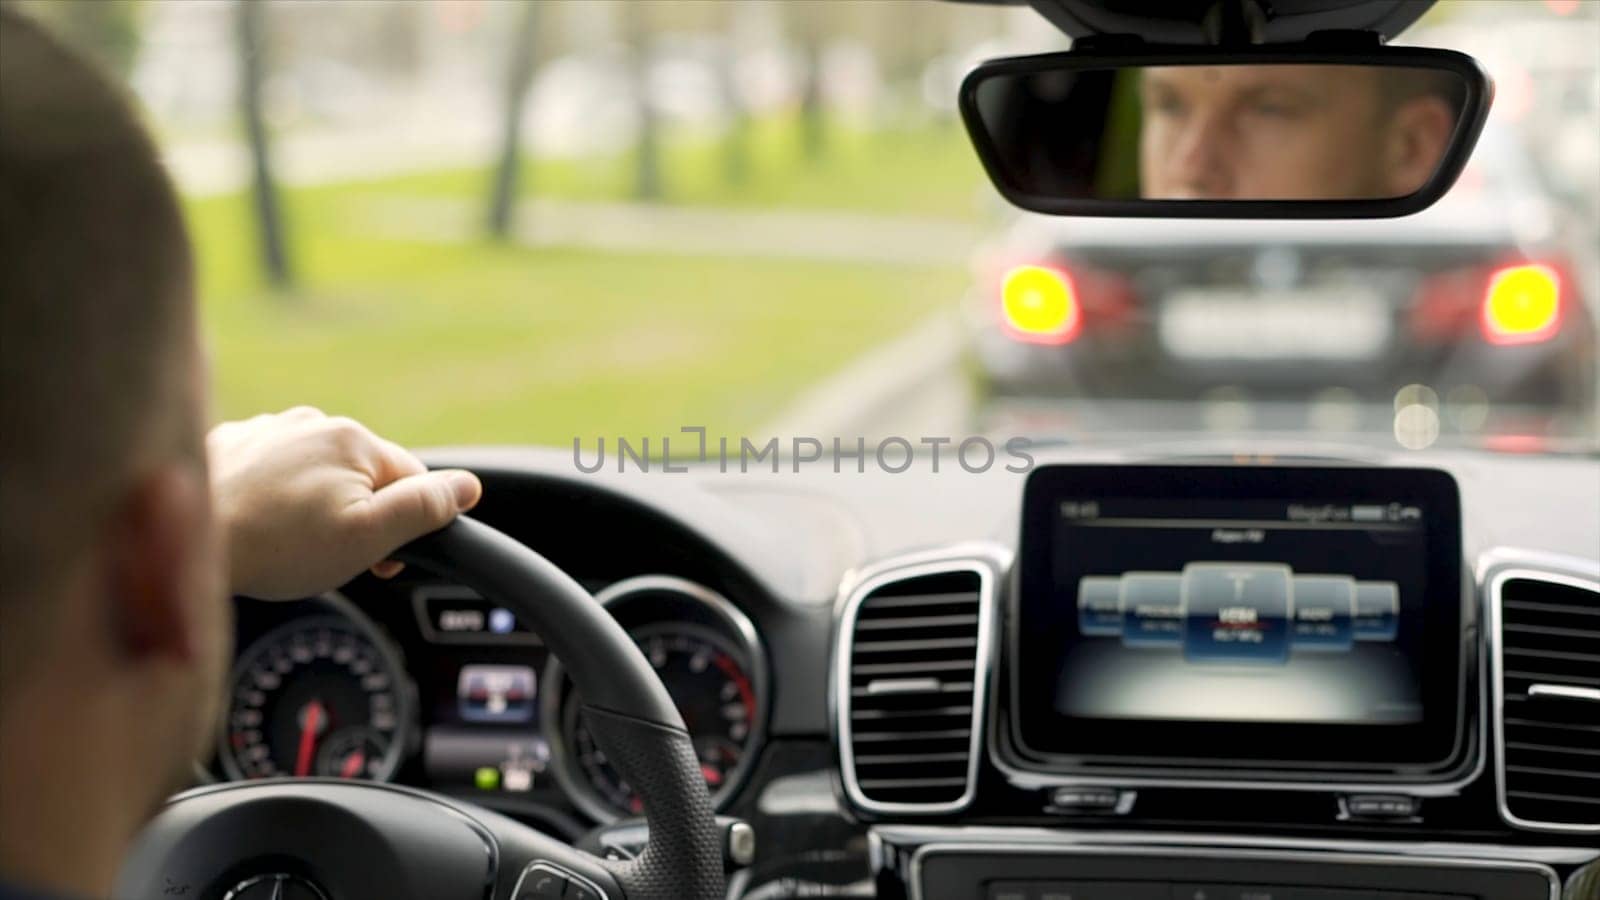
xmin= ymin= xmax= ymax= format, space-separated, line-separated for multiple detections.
xmin=487 ymin=1 xmax=539 ymax=240
xmin=717 ymin=11 xmax=748 ymax=187
xmin=798 ymin=34 xmax=825 ymax=164
xmin=625 ymin=1 xmax=661 ymax=201
xmin=236 ymin=0 xmax=291 ymax=289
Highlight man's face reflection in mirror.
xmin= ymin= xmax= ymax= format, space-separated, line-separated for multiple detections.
xmin=1138 ymin=65 xmax=1458 ymax=200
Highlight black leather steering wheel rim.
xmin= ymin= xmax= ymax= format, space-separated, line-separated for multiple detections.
xmin=116 ymin=517 xmax=723 ymax=900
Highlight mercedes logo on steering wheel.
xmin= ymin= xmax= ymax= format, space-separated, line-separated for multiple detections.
xmin=221 ymin=873 xmax=329 ymax=900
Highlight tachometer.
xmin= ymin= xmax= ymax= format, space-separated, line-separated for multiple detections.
xmin=562 ymin=623 xmax=756 ymax=816
xmin=217 ymin=609 xmax=412 ymax=782
xmin=544 ymin=575 xmax=768 ymax=822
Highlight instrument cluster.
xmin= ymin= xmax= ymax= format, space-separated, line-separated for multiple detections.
xmin=212 ymin=573 xmax=767 ymax=828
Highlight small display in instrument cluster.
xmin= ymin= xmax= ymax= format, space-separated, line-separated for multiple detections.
xmin=457 ymin=664 xmax=536 ymax=724
xmin=408 ymin=583 xmax=561 ymax=794
xmin=422 ymin=651 xmax=554 ymax=793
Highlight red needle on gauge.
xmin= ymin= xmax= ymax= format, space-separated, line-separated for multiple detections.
xmin=338 ymin=751 xmax=365 ymax=779
xmin=294 ymin=699 xmax=325 ymax=777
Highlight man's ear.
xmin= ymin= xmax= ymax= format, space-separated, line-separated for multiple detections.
xmin=106 ymin=462 xmax=211 ymax=662
xmin=1385 ymin=96 xmax=1456 ymax=197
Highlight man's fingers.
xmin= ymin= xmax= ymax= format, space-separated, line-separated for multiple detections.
xmin=360 ymin=468 xmax=482 ymax=555
xmin=281 ymin=405 xmax=325 ymax=422
xmin=313 ymin=416 xmax=422 ymax=487
xmin=370 ymin=436 xmax=428 ymax=487
xmin=371 ymin=559 xmax=406 ymax=579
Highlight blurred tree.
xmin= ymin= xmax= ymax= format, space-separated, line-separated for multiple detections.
xmin=778 ymin=0 xmax=830 ymax=163
xmin=371 ymin=0 xmax=423 ymax=78
xmin=618 ymin=0 xmax=746 ymax=186
xmin=236 ymin=0 xmax=291 ymax=289
xmin=624 ymin=0 xmax=662 ymax=201
xmin=717 ymin=4 xmax=750 ymax=186
xmin=487 ymin=0 xmax=541 ymax=240
xmin=861 ymin=0 xmax=968 ymax=126
xmin=16 ymin=0 xmax=145 ymax=79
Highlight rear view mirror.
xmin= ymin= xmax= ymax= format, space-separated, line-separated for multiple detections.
xmin=959 ymin=47 xmax=1491 ymax=218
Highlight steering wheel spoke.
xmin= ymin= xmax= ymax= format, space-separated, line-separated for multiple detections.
xmin=476 ymin=802 xmax=622 ymax=900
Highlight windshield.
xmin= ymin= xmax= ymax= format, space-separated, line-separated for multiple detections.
xmin=28 ymin=0 xmax=1599 ymax=460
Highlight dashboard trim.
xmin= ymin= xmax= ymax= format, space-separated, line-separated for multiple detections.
xmin=884 ymin=831 xmax=1567 ymax=900
xmin=831 ymin=543 xmax=1010 ymax=817
xmin=1481 ymin=548 xmax=1600 ymax=835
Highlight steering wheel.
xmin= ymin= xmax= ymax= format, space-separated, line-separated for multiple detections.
xmin=116 ymin=517 xmax=724 ymax=900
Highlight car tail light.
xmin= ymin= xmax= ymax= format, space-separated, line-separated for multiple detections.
xmin=1482 ymin=263 xmax=1562 ymax=345
xmin=1411 ymin=261 xmax=1565 ymax=346
xmin=1000 ymin=264 xmax=1081 ymax=345
xmin=1410 ymin=265 xmax=1483 ymax=340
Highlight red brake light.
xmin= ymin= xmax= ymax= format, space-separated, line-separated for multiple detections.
xmin=1000 ymin=264 xmax=1081 ymax=345
xmin=1481 ymin=263 xmax=1562 ymax=345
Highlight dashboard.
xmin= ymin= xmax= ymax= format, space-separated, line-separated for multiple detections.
xmin=202 ymin=445 xmax=1600 ymax=898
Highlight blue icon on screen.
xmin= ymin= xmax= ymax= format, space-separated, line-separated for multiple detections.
xmin=488 ymin=607 xmax=516 ymax=634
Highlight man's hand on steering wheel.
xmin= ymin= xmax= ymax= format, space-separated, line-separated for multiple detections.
xmin=208 ymin=406 xmax=483 ymax=600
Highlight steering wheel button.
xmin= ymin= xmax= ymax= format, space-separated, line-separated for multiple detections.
xmin=563 ymin=883 xmax=601 ymax=900
xmin=518 ymin=871 xmax=566 ymax=900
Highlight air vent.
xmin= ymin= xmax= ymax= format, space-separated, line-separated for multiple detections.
xmin=837 ymin=564 xmax=991 ymax=814
xmin=1493 ymin=572 xmax=1600 ymax=832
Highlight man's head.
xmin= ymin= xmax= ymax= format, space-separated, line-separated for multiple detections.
xmin=0 ymin=6 xmax=228 ymax=885
xmin=1137 ymin=64 xmax=1460 ymax=200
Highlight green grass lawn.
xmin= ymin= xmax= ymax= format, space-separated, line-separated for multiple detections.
xmin=275 ymin=114 xmax=996 ymax=222
xmin=187 ymin=121 xmax=978 ymax=448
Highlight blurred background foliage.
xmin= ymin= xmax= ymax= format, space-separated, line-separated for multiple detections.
xmin=14 ymin=0 xmax=1046 ymax=448
xmin=14 ymin=0 xmax=146 ymax=75
xmin=13 ymin=0 xmax=1597 ymax=451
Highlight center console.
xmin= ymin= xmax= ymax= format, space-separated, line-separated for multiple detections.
xmin=832 ymin=463 xmax=1599 ymax=900
xmin=873 ymin=827 xmax=1569 ymax=900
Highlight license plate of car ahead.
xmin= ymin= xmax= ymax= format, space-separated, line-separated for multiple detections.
xmin=1157 ymin=287 xmax=1392 ymax=362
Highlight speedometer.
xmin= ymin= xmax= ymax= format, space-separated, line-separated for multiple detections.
xmin=217 ymin=608 xmax=412 ymax=782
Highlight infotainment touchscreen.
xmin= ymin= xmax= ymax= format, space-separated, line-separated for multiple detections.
xmin=1013 ymin=465 xmax=1467 ymax=774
